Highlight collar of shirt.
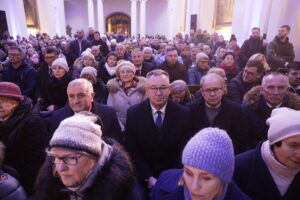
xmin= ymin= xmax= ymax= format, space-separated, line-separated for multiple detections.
xmin=266 ymin=101 xmax=282 ymax=109
xmin=205 ymin=102 xmax=222 ymax=109
xmin=150 ymin=103 xmax=167 ymax=122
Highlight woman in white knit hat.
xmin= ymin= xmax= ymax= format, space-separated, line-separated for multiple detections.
xmin=234 ymin=107 xmax=300 ymax=200
xmin=40 ymin=57 xmax=72 ymax=111
xmin=107 ymin=60 xmax=147 ymax=131
xmin=34 ymin=112 xmax=140 ymax=200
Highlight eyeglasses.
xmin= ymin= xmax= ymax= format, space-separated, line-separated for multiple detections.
xmin=149 ymin=86 xmax=170 ymax=93
xmin=47 ymin=153 xmax=83 ymax=166
xmin=202 ymin=87 xmax=223 ymax=94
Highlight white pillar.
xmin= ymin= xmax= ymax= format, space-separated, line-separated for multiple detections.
xmin=167 ymin=0 xmax=175 ymax=39
xmin=97 ymin=0 xmax=105 ymax=34
xmin=139 ymin=0 xmax=147 ymax=37
xmin=87 ymin=0 xmax=95 ymax=28
xmin=130 ymin=0 xmax=137 ymax=37
xmin=185 ymin=0 xmax=191 ymax=33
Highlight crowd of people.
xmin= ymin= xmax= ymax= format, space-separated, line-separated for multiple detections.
xmin=0 ymin=24 xmax=300 ymax=200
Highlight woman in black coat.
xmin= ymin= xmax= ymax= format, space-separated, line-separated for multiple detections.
xmin=98 ymin=52 xmax=118 ymax=84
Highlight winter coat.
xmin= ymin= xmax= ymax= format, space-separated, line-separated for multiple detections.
xmin=107 ymin=76 xmax=147 ymax=131
xmin=0 ymin=169 xmax=27 ymax=200
xmin=93 ymin=78 xmax=109 ymax=104
xmin=72 ymin=57 xmax=99 ymax=79
xmin=34 ymin=139 xmax=141 ymax=200
xmin=68 ymin=38 xmax=92 ymax=65
xmin=242 ymin=86 xmax=300 ymax=148
xmin=2 ymin=60 xmax=37 ymax=97
xmin=35 ymin=61 xmax=52 ymax=100
xmin=157 ymin=61 xmax=188 ymax=83
xmin=0 ymin=97 xmax=48 ymax=194
xmin=97 ymin=64 xmax=117 ymax=84
xmin=152 ymin=169 xmax=251 ymax=200
xmin=42 ymin=73 xmax=72 ymax=110
xmin=238 ymin=36 xmax=265 ymax=68
xmin=186 ymin=97 xmax=249 ymax=154
xmin=228 ymin=71 xmax=260 ymax=104
xmin=92 ymin=39 xmax=109 ymax=57
xmin=234 ymin=142 xmax=300 ymax=200
xmin=188 ymin=67 xmax=209 ymax=85
xmin=266 ymin=36 xmax=295 ymax=70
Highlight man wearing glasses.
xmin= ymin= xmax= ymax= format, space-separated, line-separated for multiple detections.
xmin=186 ymin=73 xmax=249 ymax=154
xmin=125 ymin=69 xmax=192 ymax=195
xmin=228 ymin=60 xmax=264 ymax=104
xmin=2 ymin=46 xmax=36 ymax=97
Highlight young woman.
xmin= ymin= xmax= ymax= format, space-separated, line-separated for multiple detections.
xmin=98 ymin=52 xmax=118 ymax=84
xmin=219 ymin=52 xmax=239 ymax=81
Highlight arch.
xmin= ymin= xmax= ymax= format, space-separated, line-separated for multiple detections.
xmin=106 ymin=12 xmax=131 ymax=34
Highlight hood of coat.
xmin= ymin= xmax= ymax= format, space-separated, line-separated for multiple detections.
xmin=243 ymin=85 xmax=300 ymax=110
xmin=107 ymin=76 xmax=147 ymax=95
xmin=34 ymin=138 xmax=136 ymax=200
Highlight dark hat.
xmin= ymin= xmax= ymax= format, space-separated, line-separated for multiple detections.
xmin=0 ymin=82 xmax=24 ymax=102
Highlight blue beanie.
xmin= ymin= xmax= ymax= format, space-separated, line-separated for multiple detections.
xmin=182 ymin=127 xmax=234 ymax=183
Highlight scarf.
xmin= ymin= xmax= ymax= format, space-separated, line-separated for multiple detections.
xmin=261 ymin=141 xmax=300 ymax=196
xmin=121 ymin=78 xmax=138 ymax=94
xmin=105 ymin=62 xmax=117 ymax=76
xmin=219 ymin=62 xmax=237 ymax=73
xmin=66 ymin=142 xmax=113 ymax=200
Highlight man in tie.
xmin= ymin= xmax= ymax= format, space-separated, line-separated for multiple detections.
xmin=125 ymin=69 xmax=193 ymax=192
xmin=242 ymin=72 xmax=300 ymax=148
xmin=131 ymin=48 xmax=155 ymax=77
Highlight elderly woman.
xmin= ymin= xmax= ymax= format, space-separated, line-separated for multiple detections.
xmin=152 ymin=127 xmax=250 ymax=200
xmin=143 ymin=46 xmax=156 ymax=66
xmin=188 ymin=52 xmax=210 ymax=85
xmin=98 ymin=51 xmax=118 ymax=84
xmin=72 ymin=48 xmax=99 ymax=79
xmin=107 ymin=61 xmax=147 ymax=131
xmin=34 ymin=112 xmax=138 ymax=200
xmin=170 ymin=80 xmax=194 ymax=105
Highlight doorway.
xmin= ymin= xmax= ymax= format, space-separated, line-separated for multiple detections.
xmin=106 ymin=12 xmax=130 ymax=34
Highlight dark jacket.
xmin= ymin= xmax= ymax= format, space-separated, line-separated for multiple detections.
xmin=35 ymin=61 xmax=52 ymax=100
xmin=152 ymin=169 xmax=251 ymax=200
xmin=2 ymin=60 xmax=37 ymax=97
xmin=188 ymin=67 xmax=209 ymax=85
xmin=50 ymin=102 xmax=122 ymax=141
xmin=242 ymin=86 xmax=300 ymax=148
xmin=0 ymin=97 xmax=48 ymax=194
xmin=34 ymin=139 xmax=140 ymax=200
xmin=157 ymin=61 xmax=188 ymax=83
xmin=234 ymin=142 xmax=300 ymax=200
xmin=135 ymin=62 xmax=156 ymax=77
xmin=68 ymin=38 xmax=92 ymax=65
xmin=92 ymin=39 xmax=109 ymax=57
xmin=228 ymin=71 xmax=260 ymax=104
xmin=186 ymin=97 xmax=249 ymax=154
xmin=266 ymin=36 xmax=295 ymax=70
xmin=238 ymin=36 xmax=265 ymax=68
xmin=125 ymin=99 xmax=193 ymax=181
xmin=93 ymin=78 xmax=109 ymax=104
xmin=97 ymin=63 xmax=117 ymax=84
xmin=0 ymin=169 xmax=27 ymax=200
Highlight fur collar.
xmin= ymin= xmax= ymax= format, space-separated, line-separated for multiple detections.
xmin=243 ymin=85 xmax=300 ymax=110
xmin=34 ymin=139 xmax=136 ymax=200
xmin=107 ymin=76 xmax=147 ymax=95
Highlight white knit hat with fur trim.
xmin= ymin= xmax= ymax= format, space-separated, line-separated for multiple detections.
xmin=267 ymin=107 xmax=300 ymax=145
xmin=49 ymin=112 xmax=103 ymax=157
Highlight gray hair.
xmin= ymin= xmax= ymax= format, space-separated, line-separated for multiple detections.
xmin=143 ymin=47 xmax=153 ymax=53
xmin=146 ymin=69 xmax=170 ymax=80
xmin=68 ymin=78 xmax=94 ymax=94
xmin=171 ymin=80 xmax=188 ymax=94
xmin=262 ymin=72 xmax=289 ymax=87
xmin=200 ymin=73 xmax=225 ymax=88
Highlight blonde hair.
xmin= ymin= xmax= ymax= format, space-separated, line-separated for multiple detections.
xmin=248 ymin=53 xmax=270 ymax=71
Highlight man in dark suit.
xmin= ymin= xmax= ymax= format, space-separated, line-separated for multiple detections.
xmin=125 ymin=69 xmax=193 ymax=190
xmin=186 ymin=73 xmax=249 ymax=154
xmin=131 ymin=48 xmax=155 ymax=77
xmin=68 ymin=29 xmax=92 ymax=65
xmin=50 ymin=78 xmax=121 ymax=141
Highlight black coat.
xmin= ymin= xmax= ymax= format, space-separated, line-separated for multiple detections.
xmin=35 ymin=61 xmax=52 ymax=100
xmin=238 ymin=36 xmax=265 ymax=68
xmin=0 ymin=97 xmax=48 ymax=194
xmin=186 ymin=97 xmax=249 ymax=154
xmin=125 ymin=99 xmax=193 ymax=181
xmin=152 ymin=169 xmax=251 ymax=200
xmin=234 ymin=142 xmax=300 ymax=200
xmin=228 ymin=71 xmax=260 ymax=104
xmin=50 ymin=102 xmax=122 ymax=141
xmin=97 ymin=64 xmax=117 ymax=84
xmin=92 ymin=39 xmax=109 ymax=57
xmin=135 ymin=62 xmax=156 ymax=77
xmin=242 ymin=86 xmax=300 ymax=148
xmin=157 ymin=61 xmax=188 ymax=83
xmin=68 ymin=38 xmax=91 ymax=65
xmin=34 ymin=139 xmax=141 ymax=200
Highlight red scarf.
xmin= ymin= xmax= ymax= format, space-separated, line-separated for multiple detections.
xmin=220 ymin=62 xmax=237 ymax=73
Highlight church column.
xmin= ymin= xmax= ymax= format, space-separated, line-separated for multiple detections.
xmin=139 ymin=0 xmax=147 ymax=37
xmin=87 ymin=0 xmax=95 ymax=28
xmin=97 ymin=0 xmax=105 ymax=34
xmin=130 ymin=0 xmax=137 ymax=37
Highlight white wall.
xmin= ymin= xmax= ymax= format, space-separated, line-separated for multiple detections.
xmin=0 ymin=0 xmax=27 ymax=38
xmin=146 ymin=0 xmax=168 ymax=36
